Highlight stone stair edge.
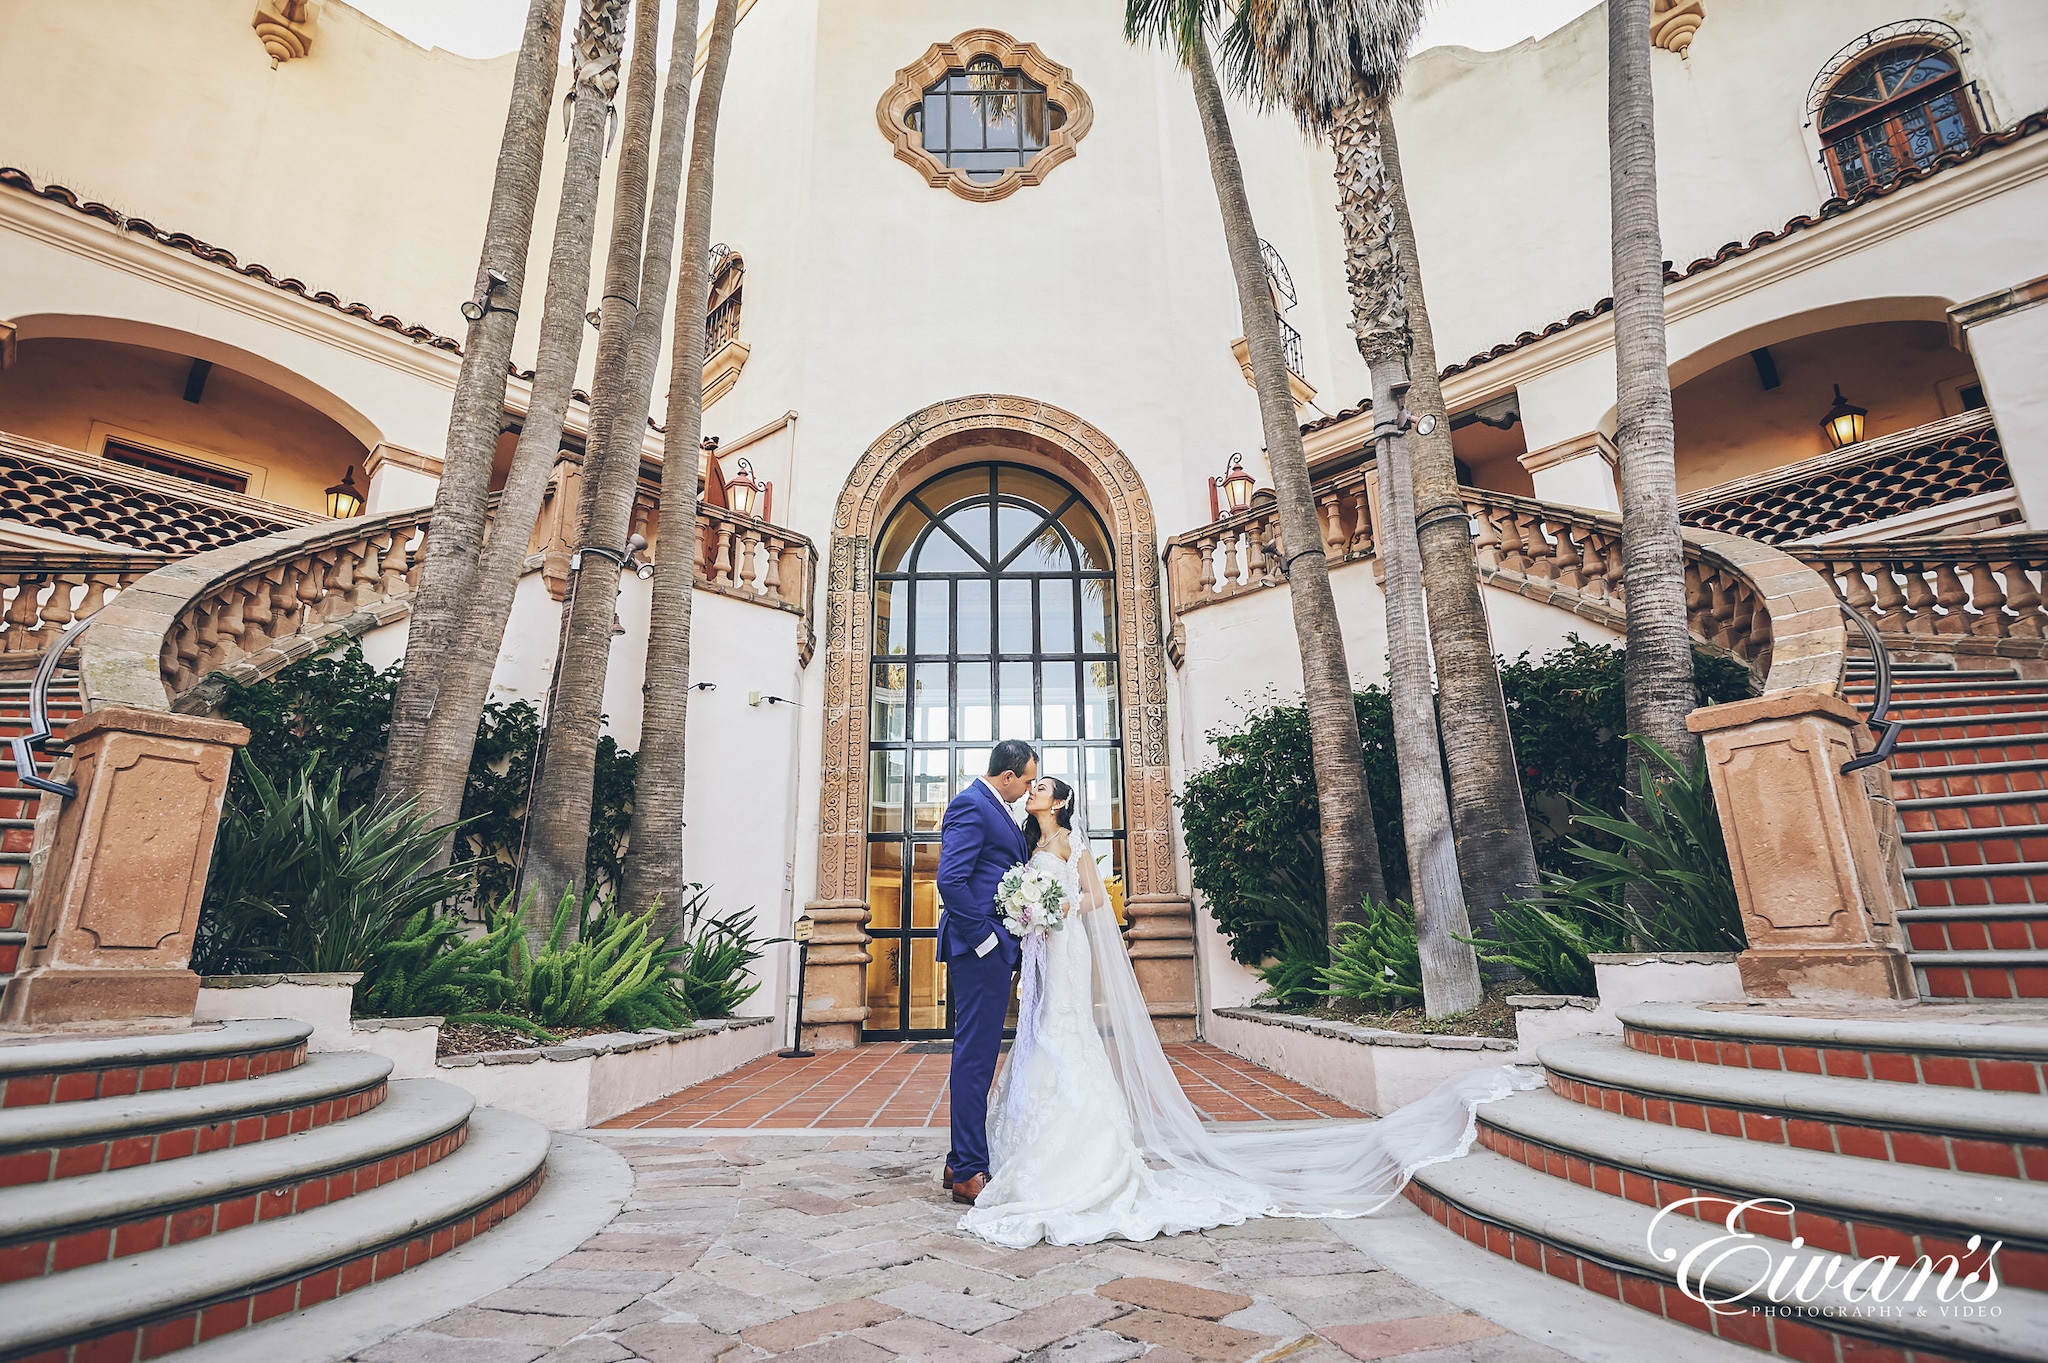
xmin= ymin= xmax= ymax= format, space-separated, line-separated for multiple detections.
xmin=0 ymin=1050 xmax=391 ymax=1153
xmin=1480 ymin=1088 xmax=2048 ymax=1245
xmin=0 ymin=1019 xmax=312 ymax=1076
xmin=1614 ymin=1002 xmax=2048 ymax=1057
xmin=1899 ymin=905 xmax=2048 ymax=920
xmin=432 ymin=1013 xmax=774 ymax=1067
xmin=0 ymin=1106 xmax=550 ymax=1357
xmin=1535 ymin=1034 xmax=2048 ymax=1140
xmin=1207 ymin=1007 xmax=1519 ymax=1052
xmin=0 ymin=1079 xmax=475 ymax=1244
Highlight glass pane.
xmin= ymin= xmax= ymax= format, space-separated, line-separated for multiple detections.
xmin=919 ymin=93 xmax=946 ymax=151
xmin=1086 ymin=746 xmax=1124 ymax=830
xmin=914 ymin=580 xmax=950 ymax=655
xmin=1081 ymin=581 xmax=1116 ymax=655
xmin=957 ymin=579 xmax=991 ymax=657
xmin=1041 ymin=578 xmax=1077 ymax=655
xmin=912 ymin=467 xmax=991 ymax=518
xmin=1085 ymin=659 xmax=1119 ymax=738
xmin=1042 ymin=662 xmax=1078 ymax=741
xmin=997 ymin=466 xmax=1069 ymax=509
xmin=999 ymin=579 xmax=1033 ymax=654
xmin=913 ymin=749 xmax=951 ymax=831
xmin=1021 ymin=92 xmax=1047 ymax=148
xmin=908 ymin=938 xmax=947 ymax=1032
xmin=865 ymin=938 xmax=902 ymax=1034
xmin=868 ymin=751 xmax=904 ymax=833
xmin=874 ymin=580 xmax=908 ymax=658
xmin=1008 ymin=520 xmax=1073 ymax=572
xmin=912 ymin=843 xmax=941 ymax=928
xmin=959 ymin=662 xmax=993 ymax=742
xmin=870 ymin=662 xmax=907 ymax=742
xmin=915 ymin=524 xmax=980 ymax=574
xmin=999 ymin=661 xmax=1034 ymax=742
xmin=1040 ymin=745 xmax=1078 ymax=793
xmin=867 ymin=842 xmax=904 ymax=928
xmin=912 ymin=662 xmax=949 ymax=741
xmin=875 ymin=505 xmax=928 ymax=574
xmin=942 ymin=505 xmax=994 ymax=559
xmin=955 ymin=748 xmax=991 ymax=805
xmin=1060 ymin=503 xmax=1113 ymax=572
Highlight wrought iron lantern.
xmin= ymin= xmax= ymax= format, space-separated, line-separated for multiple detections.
xmin=1822 ymin=384 xmax=1867 ymax=450
xmin=1216 ymin=452 xmax=1256 ymax=516
xmin=728 ymin=456 xmax=766 ymax=519
xmin=324 ymin=466 xmax=364 ymax=519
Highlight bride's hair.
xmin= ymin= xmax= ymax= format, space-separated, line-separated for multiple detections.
xmin=1023 ymin=777 xmax=1076 ymax=860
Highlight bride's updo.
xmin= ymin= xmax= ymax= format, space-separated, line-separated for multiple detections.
xmin=1023 ymin=777 xmax=1076 ymax=861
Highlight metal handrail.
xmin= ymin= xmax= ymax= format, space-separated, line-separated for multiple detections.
xmin=6 ymin=615 xmax=94 ymax=798
xmin=1840 ymin=603 xmax=1901 ymax=775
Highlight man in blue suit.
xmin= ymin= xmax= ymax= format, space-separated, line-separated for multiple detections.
xmin=935 ymin=738 xmax=1037 ymax=1204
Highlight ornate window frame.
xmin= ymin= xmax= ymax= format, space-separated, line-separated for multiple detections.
xmin=875 ymin=30 xmax=1095 ymax=204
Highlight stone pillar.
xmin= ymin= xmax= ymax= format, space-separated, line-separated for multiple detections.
xmin=1126 ymin=894 xmax=1198 ymax=1042
xmin=1952 ymin=274 xmax=2048 ymax=526
xmin=1687 ymin=689 xmax=1914 ymax=1000
xmin=1519 ymin=432 xmax=1621 ymax=514
xmin=361 ymin=442 xmax=440 ymax=516
xmin=797 ymin=899 xmax=871 ymax=1050
xmin=1 ymin=707 xmax=248 ymax=1028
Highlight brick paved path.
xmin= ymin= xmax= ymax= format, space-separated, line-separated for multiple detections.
xmin=599 ymin=1044 xmax=1360 ymax=1130
xmin=356 ymin=1129 xmax=1574 ymax=1363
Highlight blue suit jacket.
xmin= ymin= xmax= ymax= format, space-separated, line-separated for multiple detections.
xmin=935 ymin=778 xmax=1027 ymax=970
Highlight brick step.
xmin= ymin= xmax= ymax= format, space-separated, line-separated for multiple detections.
xmin=1890 ymin=709 xmax=2048 ymax=737
xmin=1539 ymin=1035 xmax=2048 ymax=1181
xmin=1905 ymin=823 xmax=2048 ymax=843
xmin=0 ymin=1079 xmax=473 ymax=1284
xmin=1863 ymin=695 xmax=2048 ymax=720
xmin=0 ymin=1020 xmax=311 ymax=1107
xmin=1902 ymin=859 xmax=2048 ymax=909
xmin=0 ymin=931 xmax=21 ymax=976
xmin=0 ymin=1050 xmax=390 ymax=1187
xmin=1902 ymin=906 xmax=2048 ymax=955
xmin=1916 ymin=950 xmax=2048 ymax=1001
xmin=1846 ymin=675 xmax=2043 ymax=694
xmin=1892 ymin=738 xmax=2048 ymax=767
xmin=1473 ymin=1089 xmax=2047 ymax=1286
xmin=0 ymin=1105 xmax=547 ymax=1363
xmin=1408 ymin=1148 xmax=2048 ymax=1362
xmin=1618 ymin=1002 xmax=2048 ymax=1093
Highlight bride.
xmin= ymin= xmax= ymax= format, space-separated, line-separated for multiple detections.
xmin=959 ymin=777 xmax=1539 ymax=1249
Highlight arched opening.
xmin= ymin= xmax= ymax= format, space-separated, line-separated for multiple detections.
xmin=1808 ymin=24 xmax=1983 ymax=199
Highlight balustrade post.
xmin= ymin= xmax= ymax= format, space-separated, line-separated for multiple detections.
xmin=1967 ymin=562 xmax=2008 ymax=638
xmin=2003 ymin=561 xmax=2047 ymax=637
xmin=1932 ymin=562 xmax=1974 ymax=635
xmin=1902 ymin=566 xmax=1939 ymax=634
xmin=1219 ymin=530 xmax=1242 ymax=592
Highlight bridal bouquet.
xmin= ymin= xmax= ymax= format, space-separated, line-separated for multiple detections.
xmin=997 ymin=863 xmax=1068 ymax=938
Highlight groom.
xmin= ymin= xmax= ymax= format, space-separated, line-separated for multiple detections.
xmin=935 ymin=738 xmax=1037 ymax=1205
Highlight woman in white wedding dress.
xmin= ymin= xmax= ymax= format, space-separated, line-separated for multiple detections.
xmin=959 ymin=778 xmax=1540 ymax=1249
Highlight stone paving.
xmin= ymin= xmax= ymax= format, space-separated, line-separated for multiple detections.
xmin=598 ymin=1044 xmax=1361 ymax=1130
xmin=355 ymin=1129 xmax=1575 ymax=1363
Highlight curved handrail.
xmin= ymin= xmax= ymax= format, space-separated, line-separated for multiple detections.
xmin=1839 ymin=603 xmax=1901 ymax=775
xmin=6 ymin=615 xmax=93 ymax=798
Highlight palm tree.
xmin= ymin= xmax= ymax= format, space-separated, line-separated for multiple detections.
xmin=378 ymin=0 xmax=567 ymax=813
xmin=524 ymin=0 xmax=704 ymax=927
xmin=1609 ymin=0 xmax=1696 ymax=766
xmin=379 ymin=0 xmax=630 ymax=853
xmin=622 ymin=0 xmax=740 ymax=927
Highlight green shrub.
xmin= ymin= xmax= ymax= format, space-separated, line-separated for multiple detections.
xmin=353 ymin=907 xmax=526 ymax=1023
xmin=1319 ymin=899 xmax=1424 ymax=1009
xmin=667 ymin=885 xmax=775 ymax=1019
xmin=1248 ymin=889 xmax=1328 ymax=1009
xmin=1467 ymin=896 xmax=1626 ymax=996
xmin=494 ymin=888 xmax=696 ymax=1032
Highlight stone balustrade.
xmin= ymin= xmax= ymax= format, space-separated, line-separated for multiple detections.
xmin=1163 ymin=469 xmax=1376 ymax=614
xmin=0 ymin=554 xmax=172 ymax=660
xmin=1794 ymin=533 xmax=2048 ymax=659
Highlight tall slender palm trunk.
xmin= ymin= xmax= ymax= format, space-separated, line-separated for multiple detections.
xmin=523 ymin=0 xmax=706 ymax=926
xmin=1609 ymin=0 xmax=1696 ymax=767
xmin=1186 ymin=43 xmax=1387 ymax=942
xmin=1378 ymin=109 xmax=1536 ymax=960
xmin=1335 ymin=93 xmax=1480 ymax=1016
xmin=379 ymin=0 xmax=566 ymax=813
xmin=392 ymin=0 xmax=631 ymax=856
xmin=623 ymin=0 xmax=740 ymax=926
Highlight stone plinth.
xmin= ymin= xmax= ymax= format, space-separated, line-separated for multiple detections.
xmin=797 ymin=899 xmax=871 ymax=1050
xmin=2 ymin=707 xmax=248 ymax=1027
xmin=1125 ymin=894 xmax=1199 ymax=1042
xmin=1687 ymin=688 xmax=1914 ymax=1000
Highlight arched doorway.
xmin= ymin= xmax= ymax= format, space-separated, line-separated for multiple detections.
xmin=801 ymin=395 xmax=1194 ymax=1049
xmin=864 ymin=462 xmax=1123 ymax=1038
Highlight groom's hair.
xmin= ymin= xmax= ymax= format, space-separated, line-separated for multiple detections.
xmin=988 ymin=739 xmax=1037 ymax=778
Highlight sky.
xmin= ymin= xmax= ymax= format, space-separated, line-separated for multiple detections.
xmin=347 ymin=0 xmax=1601 ymax=62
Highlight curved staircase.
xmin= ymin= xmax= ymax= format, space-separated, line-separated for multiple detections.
xmin=1411 ymin=1003 xmax=2048 ymax=1361
xmin=0 ymin=671 xmax=77 ymax=996
xmin=0 ymin=1019 xmax=548 ymax=1361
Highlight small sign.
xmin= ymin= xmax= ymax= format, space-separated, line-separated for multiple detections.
xmin=791 ymin=916 xmax=815 ymax=943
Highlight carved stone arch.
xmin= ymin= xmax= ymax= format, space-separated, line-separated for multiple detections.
xmin=801 ymin=394 xmax=1194 ymax=1048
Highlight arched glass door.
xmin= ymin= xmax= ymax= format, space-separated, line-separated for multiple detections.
xmin=865 ymin=463 xmax=1122 ymax=1040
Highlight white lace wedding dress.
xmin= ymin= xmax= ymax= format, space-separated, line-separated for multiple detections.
xmin=959 ymin=837 xmax=1540 ymax=1249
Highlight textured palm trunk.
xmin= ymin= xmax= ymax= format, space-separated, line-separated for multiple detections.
xmin=1186 ymin=44 xmax=1387 ymax=943
xmin=523 ymin=0 xmax=703 ymax=930
xmin=1335 ymin=93 xmax=1481 ymax=1016
xmin=1609 ymin=0 xmax=1696 ymax=769
xmin=396 ymin=0 xmax=631 ymax=858
xmin=1377 ymin=109 xmax=1535 ymax=962
xmin=623 ymin=0 xmax=740 ymax=927
xmin=378 ymin=0 xmax=566 ymax=812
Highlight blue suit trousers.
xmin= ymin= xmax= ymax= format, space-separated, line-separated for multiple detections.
xmin=945 ymin=947 xmax=1014 ymax=1180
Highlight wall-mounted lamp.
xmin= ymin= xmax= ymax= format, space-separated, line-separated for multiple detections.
xmin=1209 ymin=452 xmax=1257 ymax=519
xmin=570 ymin=532 xmax=653 ymax=581
xmin=727 ymin=456 xmax=768 ymax=520
xmin=1822 ymin=384 xmax=1867 ymax=450
xmin=460 ymin=268 xmax=513 ymax=323
xmin=324 ymin=466 xmax=364 ymax=520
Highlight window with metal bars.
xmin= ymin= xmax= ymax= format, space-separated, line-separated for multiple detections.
xmin=905 ymin=55 xmax=1069 ymax=184
xmin=1818 ymin=43 xmax=1979 ymax=197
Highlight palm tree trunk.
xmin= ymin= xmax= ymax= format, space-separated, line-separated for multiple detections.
xmin=378 ymin=0 xmax=566 ymax=813
xmin=1335 ymin=93 xmax=1480 ymax=1016
xmin=1609 ymin=0 xmax=1696 ymax=767
xmin=523 ymin=0 xmax=702 ymax=928
xmin=1378 ymin=109 xmax=1536 ymax=962
xmin=1186 ymin=43 xmax=1388 ymax=945
xmin=394 ymin=0 xmax=630 ymax=856
xmin=622 ymin=0 xmax=740 ymax=927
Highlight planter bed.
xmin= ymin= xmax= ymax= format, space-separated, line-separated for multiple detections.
xmin=1206 ymin=1006 xmax=1520 ymax=1115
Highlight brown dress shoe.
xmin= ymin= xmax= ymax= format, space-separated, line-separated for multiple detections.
xmin=940 ymin=1164 xmax=955 ymax=1189
xmin=951 ymin=1172 xmax=990 ymax=1205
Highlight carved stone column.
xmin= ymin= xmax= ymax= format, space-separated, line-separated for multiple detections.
xmin=798 ymin=899 xmax=871 ymax=1050
xmin=1687 ymin=689 xmax=1914 ymax=1000
xmin=2 ymin=707 xmax=248 ymax=1027
xmin=1125 ymin=894 xmax=1198 ymax=1042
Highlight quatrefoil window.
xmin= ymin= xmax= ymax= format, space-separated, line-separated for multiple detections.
xmin=877 ymin=31 xmax=1094 ymax=203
